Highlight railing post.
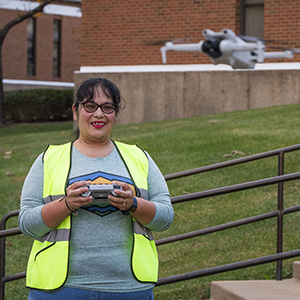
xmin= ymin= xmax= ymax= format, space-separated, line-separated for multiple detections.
xmin=276 ymin=152 xmax=284 ymax=280
xmin=0 ymin=210 xmax=20 ymax=300
xmin=0 ymin=216 xmax=7 ymax=300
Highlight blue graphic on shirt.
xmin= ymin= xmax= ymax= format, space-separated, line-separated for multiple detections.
xmin=68 ymin=171 xmax=135 ymax=217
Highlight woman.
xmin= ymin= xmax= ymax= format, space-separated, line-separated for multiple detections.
xmin=19 ymin=77 xmax=174 ymax=300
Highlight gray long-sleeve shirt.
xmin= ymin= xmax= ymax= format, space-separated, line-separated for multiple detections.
xmin=19 ymin=145 xmax=174 ymax=293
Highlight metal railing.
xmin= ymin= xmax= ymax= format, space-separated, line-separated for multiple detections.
xmin=1 ymin=144 xmax=300 ymax=298
xmin=156 ymin=143 xmax=300 ymax=285
xmin=0 ymin=210 xmax=24 ymax=300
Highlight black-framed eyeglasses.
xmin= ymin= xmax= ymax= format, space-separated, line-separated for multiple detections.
xmin=80 ymin=101 xmax=117 ymax=114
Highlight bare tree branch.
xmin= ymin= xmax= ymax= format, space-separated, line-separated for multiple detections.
xmin=0 ymin=0 xmax=56 ymax=42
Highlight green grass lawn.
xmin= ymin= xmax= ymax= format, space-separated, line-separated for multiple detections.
xmin=1 ymin=103 xmax=300 ymax=300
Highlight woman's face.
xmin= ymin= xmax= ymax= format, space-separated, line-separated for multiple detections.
xmin=73 ymin=86 xmax=116 ymax=144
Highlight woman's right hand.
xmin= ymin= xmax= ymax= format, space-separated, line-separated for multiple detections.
xmin=65 ymin=181 xmax=93 ymax=210
xmin=41 ymin=181 xmax=93 ymax=228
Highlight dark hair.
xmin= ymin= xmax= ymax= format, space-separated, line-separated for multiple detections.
xmin=74 ymin=77 xmax=124 ymax=115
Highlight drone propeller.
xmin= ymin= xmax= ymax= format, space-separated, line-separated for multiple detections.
xmin=146 ymin=37 xmax=191 ymax=46
xmin=266 ymin=45 xmax=300 ymax=54
xmin=239 ymin=35 xmax=264 ymax=43
xmin=236 ymin=35 xmax=296 ymax=48
xmin=280 ymin=48 xmax=300 ymax=54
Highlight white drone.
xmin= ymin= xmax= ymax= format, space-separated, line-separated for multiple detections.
xmin=160 ymin=28 xmax=298 ymax=69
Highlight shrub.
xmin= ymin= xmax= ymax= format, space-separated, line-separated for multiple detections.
xmin=4 ymin=89 xmax=74 ymax=123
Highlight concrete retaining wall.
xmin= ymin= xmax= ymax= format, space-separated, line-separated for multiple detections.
xmin=74 ymin=64 xmax=300 ymax=125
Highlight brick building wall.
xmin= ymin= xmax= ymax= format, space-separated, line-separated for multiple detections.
xmin=80 ymin=0 xmax=299 ymax=67
xmin=1 ymin=10 xmax=28 ymax=79
xmin=264 ymin=0 xmax=300 ymax=62
xmin=0 ymin=1 xmax=81 ymax=83
xmin=2 ymin=0 xmax=299 ymax=84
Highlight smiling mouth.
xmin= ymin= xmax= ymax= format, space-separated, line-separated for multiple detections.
xmin=91 ymin=122 xmax=105 ymax=128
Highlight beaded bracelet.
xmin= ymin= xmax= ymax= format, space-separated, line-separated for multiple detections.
xmin=65 ymin=197 xmax=78 ymax=216
xmin=60 ymin=195 xmax=78 ymax=216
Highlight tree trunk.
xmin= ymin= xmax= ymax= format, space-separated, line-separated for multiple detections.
xmin=0 ymin=38 xmax=4 ymax=127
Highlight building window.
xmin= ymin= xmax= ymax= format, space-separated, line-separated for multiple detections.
xmin=240 ymin=0 xmax=264 ymax=39
xmin=27 ymin=18 xmax=36 ymax=76
xmin=53 ymin=19 xmax=61 ymax=78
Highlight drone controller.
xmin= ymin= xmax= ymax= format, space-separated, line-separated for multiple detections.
xmin=82 ymin=184 xmax=122 ymax=206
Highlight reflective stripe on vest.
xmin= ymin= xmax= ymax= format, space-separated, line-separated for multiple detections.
xmin=26 ymin=141 xmax=158 ymax=290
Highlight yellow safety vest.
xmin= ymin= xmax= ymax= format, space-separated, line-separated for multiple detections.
xmin=26 ymin=141 xmax=158 ymax=290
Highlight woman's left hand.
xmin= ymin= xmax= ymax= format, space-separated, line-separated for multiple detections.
xmin=109 ymin=181 xmax=156 ymax=225
xmin=108 ymin=181 xmax=134 ymax=212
